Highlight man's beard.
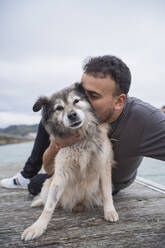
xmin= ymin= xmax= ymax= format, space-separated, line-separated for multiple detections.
xmin=99 ymin=108 xmax=115 ymax=123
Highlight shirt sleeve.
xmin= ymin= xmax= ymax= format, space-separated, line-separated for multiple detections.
xmin=139 ymin=109 xmax=165 ymax=161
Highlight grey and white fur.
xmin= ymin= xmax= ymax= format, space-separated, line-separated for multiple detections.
xmin=22 ymin=83 xmax=119 ymax=241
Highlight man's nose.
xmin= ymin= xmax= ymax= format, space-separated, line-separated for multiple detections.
xmin=67 ymin=111 xmax=78 ymax=121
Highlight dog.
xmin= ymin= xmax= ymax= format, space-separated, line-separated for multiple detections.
xmin=21 ymin=83 xmax=119 ymax=241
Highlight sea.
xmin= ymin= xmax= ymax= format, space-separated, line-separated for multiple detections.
xmin=0 ymin=141 xmax=165 ymax=186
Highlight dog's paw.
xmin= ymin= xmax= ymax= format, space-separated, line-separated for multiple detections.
xmin=21 ymin=223 xmax=45 ymax=241
xmin=31 ymin=199 xmax=43 ymax=208
xmin=104 ymin=208 xmax=119 ymax=222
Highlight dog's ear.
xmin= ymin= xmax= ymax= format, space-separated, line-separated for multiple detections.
xmin=74 ymin=82 xmax=86 ymax=95
xmin=33 ymin=97 xmax=50 ymax=112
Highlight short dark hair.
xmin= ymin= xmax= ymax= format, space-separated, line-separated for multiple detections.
xmin=83 ymin=55 xmax=131 ymax=95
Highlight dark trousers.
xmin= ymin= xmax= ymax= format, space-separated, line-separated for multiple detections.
xmin=21 ymin=121 xmax=50 ymax=179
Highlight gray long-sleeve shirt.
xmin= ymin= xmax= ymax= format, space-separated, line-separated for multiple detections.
xmin=109 ymin=96 xmax=165 ymax=190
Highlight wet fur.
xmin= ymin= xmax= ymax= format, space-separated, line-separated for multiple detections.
xmin=22 ymin=83 xmax=119 ymax=241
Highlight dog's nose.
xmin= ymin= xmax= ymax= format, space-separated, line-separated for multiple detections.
xmin=67 ymin=111 xmax=77 ymax=121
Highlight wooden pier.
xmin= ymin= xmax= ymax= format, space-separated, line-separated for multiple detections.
xmin=0 ymin=162 xmax=165 ymax=248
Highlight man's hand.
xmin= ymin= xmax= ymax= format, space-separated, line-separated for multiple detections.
xmin=54 ymin=133 xmax=83 ymax=148
xmin=43 ymin=134 xmax=83 ymax=174
xmin=43 ymin=137 xmax=57 ymax=174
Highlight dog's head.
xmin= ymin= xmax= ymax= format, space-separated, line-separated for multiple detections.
xmin=33 ymin=83 xmax=98 ymax=137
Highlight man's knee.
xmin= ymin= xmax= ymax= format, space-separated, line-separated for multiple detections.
xmin=28 ymin=173 xmax=52 ymax=196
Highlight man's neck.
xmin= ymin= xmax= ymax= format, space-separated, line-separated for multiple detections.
xmin=109 ymin=108 xmax=124 ymax=124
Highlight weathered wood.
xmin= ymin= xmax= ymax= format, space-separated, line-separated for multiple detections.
xmin=0 ymin=163 xmax=165 ymax=247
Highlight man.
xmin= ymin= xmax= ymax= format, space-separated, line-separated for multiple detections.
xmin=161 ymin=106 xmax=165 ymax=113
xmin=1 ymin=55 xmax=165 ymax=195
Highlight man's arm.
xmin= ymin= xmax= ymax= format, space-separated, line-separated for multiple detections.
xmin=43 ymin=137 xmax=60 ymax=174
xmin=139 ymin=109 xmax=165 ymax=161
xmin=43 ymin=134 xmax=83 ymax=174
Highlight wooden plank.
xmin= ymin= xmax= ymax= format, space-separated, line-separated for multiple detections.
xmin=0 ymin=163 xmax=165 ymax=247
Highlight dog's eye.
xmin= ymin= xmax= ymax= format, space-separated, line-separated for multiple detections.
xmin=56 ymin=106 xmax=64 ymax=111
xmin=73 ymin=99 xmax=80 ymax=104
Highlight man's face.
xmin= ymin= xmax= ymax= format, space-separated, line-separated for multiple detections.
xmin=81 ymin=73 xmax=125 ymax=123
xmin=161 ymin=107 xmax=165 ymax=113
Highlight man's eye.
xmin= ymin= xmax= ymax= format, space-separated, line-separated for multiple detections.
xmin=89 ymin=94 xmax=99 ymax=99
xmin=73 ymin=99 xmax=80 ymax=104
xmin=56 ymin=106 xmax=64 ymax=111
xmin=86 ymin=91 xmax=100 ymax=99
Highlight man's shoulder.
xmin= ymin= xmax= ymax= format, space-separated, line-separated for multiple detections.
xmin=127 ymin=96 xmax=165 ymax=122
xmin=127 ymin=96 xmax=157 ymax=113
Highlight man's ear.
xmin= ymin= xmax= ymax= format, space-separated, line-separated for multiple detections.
xmin=114 ymin=94 xmax=126 ymax=111
xmin=33 ymin=96 xmax=50 ymax=112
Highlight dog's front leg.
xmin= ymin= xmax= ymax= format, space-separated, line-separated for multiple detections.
xmin=21 ymin=177 xmax=64 ymax=241
xmin=100 ymin=160 xmax=119 ymax=222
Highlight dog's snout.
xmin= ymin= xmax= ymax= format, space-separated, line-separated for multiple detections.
xmin=67 ymin=111 xmax=78 ymax=121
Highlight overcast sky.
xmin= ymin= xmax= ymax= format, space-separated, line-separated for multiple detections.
xmin=0 ymin=0 xmax=165 ymax=127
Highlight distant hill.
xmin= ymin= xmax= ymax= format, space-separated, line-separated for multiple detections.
xmin=0 ymin=135 xmax=34 ymax=146
xmin=0 ymin=124 xmax=38 ymax=145
xmin=0 ymin=124 xmax=38 ymax=137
